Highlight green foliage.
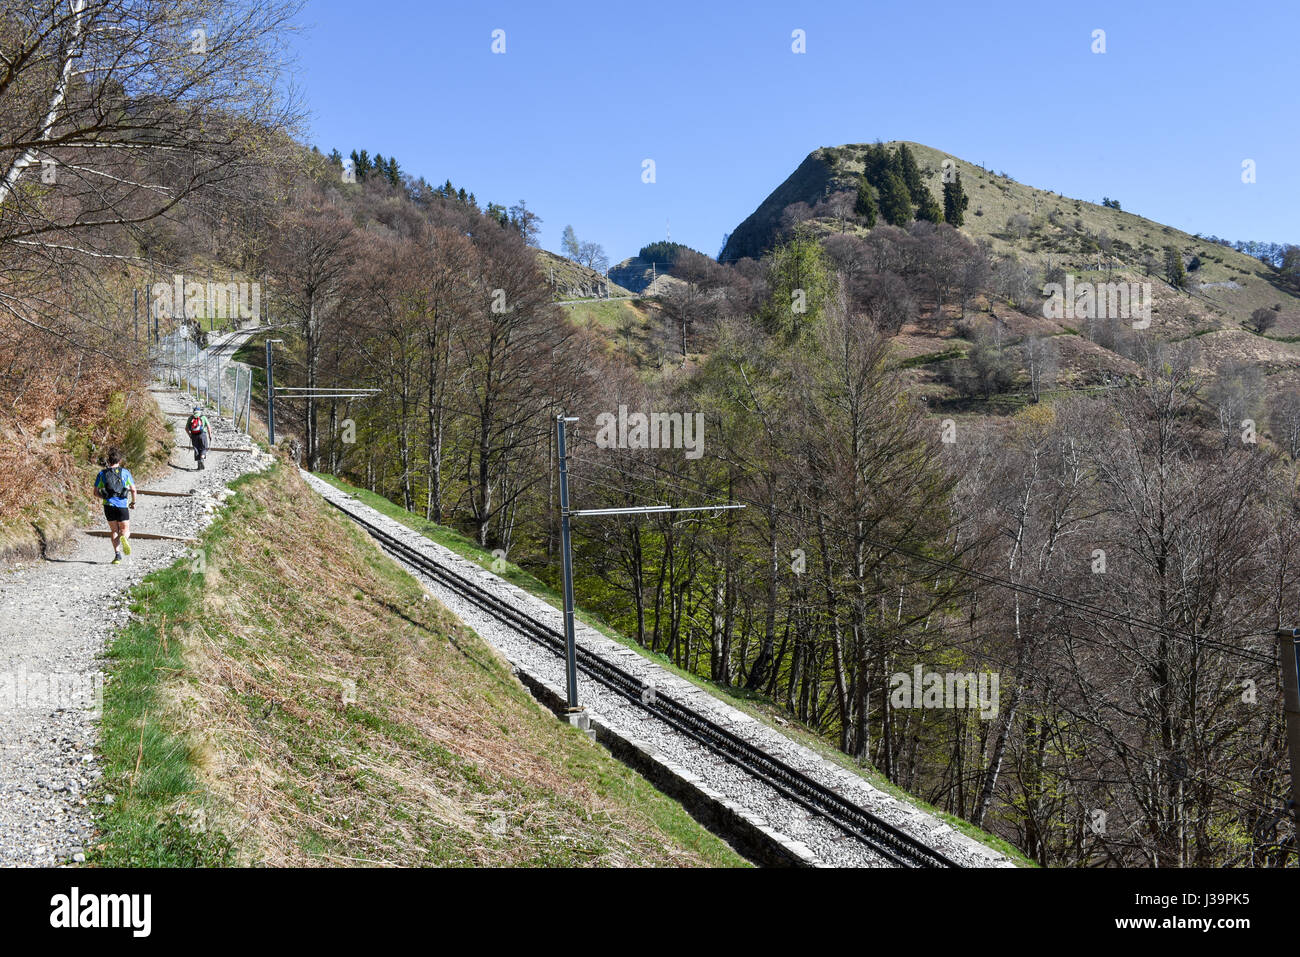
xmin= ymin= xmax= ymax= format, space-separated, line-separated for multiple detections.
xmin=860 ymin=141 xmax=894 ymax=185
xmin=896 ymin=143 xmax=926 ymax=205
xmin=761 ymin=234 xmax=833 ymax=340
xmin=877 ymin=170 xmax=913 ymax=226
xmin=855 ymin=176 xmax=878 ymax=227
xmin=1164 ymin=245 xmax=1186 ymax=288
xmin=94 ymin=544 xmax=238 ymax=866
xmin=914 ymin=188 xmax=943 ymax=224
xmin=943 ymin=172 xmax=969 ymax=227
xmin=636 ymin=240 xmax=699 ymax=267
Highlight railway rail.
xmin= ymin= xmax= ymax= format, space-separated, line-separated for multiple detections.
xmin=323 ymin=493 xmax=963 ymax=869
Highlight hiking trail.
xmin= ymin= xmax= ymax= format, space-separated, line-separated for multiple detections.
xmin=0 ymin=383 xmax=272 ymax=866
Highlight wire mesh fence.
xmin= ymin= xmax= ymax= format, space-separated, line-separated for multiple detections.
xmin=154 ymin=329 xmax=254 ymax=434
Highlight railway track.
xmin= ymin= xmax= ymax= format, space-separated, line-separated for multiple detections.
xmin=324 ymin=494 xmax=962 ymax=869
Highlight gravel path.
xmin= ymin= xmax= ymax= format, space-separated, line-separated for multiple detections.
xmin=0 ymin=374 xmax=272 ymax=867
xmin=304 ymin=472 xmax=1014 ymax=868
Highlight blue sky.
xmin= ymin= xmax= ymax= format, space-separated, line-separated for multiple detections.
xmin=292 ymin=0 xmax=1298 ymax=264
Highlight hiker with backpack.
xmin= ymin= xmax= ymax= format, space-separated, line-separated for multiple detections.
xmin=94 ymin=447 xmax=137 ymax=565
xmin=186 ymin=405 xmax=212 ymax=470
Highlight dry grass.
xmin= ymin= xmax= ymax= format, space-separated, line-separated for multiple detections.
xmin=133 ymin=464 xmax=742 ymax=867
xmin=0 ymin=316 xmax=171 ymax=560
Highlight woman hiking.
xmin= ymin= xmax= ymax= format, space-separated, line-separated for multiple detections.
xmin=185 ymin=405 xmax=211 ymax=470
xmin=93 ymin=447 xmax=137 ymax=565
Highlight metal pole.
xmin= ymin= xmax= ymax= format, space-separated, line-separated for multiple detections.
xmin=1279 ymin=629 xmax=1300 ymax=836
xmin=556 ymin=414 xmax=581 ymax=711
xmin=133 ymin=288 xmax=138 ymax=342
xmin=216 ymin=351 xmax=222 ymax=417
xmin=266 ymin=339 xmax=276 ymax=445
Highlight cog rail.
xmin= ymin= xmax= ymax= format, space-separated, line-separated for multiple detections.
xmin=326 ymin=495 xmax=961 ymax=868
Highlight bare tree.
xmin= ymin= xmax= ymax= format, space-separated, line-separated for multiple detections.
xmin=270 ymin=197 xmax=356 ymax=469
xmin=1248 ymin=307 xmax=1278 ymax=335
xmin=576 ymin=239 xmax=607 ymax=273
xmin=1268 ymin=389 xmax=1300 ymax=459
xmin=0 ymin=0 xmax=302 ymax=339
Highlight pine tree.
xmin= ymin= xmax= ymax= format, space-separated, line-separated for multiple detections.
xmin=878 ymin=170 xmax=913 ymax=226
xmin=943 ymin=172 xmax=969 ymax=227
xmin=854 ymin=177 xmax=878 ymax=228
xmin=350 ymin=150 xmax=372 ymax=180
xmin=896 ymin=143 xmax=926 ymax=205
xmin=386 ymin=157 xmax=402 ymax=187
xmin=915 ymin=189 xmax=943 ymax=224
xmin=1164 ymin=246 xmax=1186 ymax=288
xmin=860 ymin=141 xmax=892 ymax=186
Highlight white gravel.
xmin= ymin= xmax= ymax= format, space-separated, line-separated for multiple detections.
xmin=303 ymin=472 xmax=1014 ymax=868
xmin=0 ymin=369 xmax=272 ymax=867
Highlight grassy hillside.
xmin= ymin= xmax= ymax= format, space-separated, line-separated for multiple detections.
xmin=0 ymin=386 xmax=172 ymax=563
xmin=723 ymin=141 xmax=1300 ymax=331
xmin=314 ymin=472 xmax=1031 ymax=866
xmin=537 ymin=248 xmax=635 ymax=300
xmin=715 ymin=140 xmax=1300 ymax=420
xmin=93 ymin=462 xmax=746 ymax=867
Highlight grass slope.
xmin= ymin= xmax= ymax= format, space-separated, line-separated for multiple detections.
xmin=315 ymin=472 xmax=1031 ymax=866
xmin=2 ymin=386 xmax=172 ymax=564
xmin=537 ymin=248 xmax=635 ymax=300
xmin=93 ymin=462 xmax=745 ymax=867
xmin=724 ymin=140 xmax=1300 ymax=331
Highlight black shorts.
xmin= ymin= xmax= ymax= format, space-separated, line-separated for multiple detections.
xmin=103 ymin=504 xmax=130 ymax=523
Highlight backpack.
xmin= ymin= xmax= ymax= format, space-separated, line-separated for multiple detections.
xmin=187 ymin=415 xmax=203 ymax=435
xmin=102 ymin=467 xmax=126 ymax=499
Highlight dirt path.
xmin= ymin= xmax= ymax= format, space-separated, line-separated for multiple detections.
xmin=0 ymin=385 xmax=271 ymax=866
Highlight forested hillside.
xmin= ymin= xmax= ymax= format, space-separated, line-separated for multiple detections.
xmin=5 ymin=0 xmax=1297 ymax=870
xmin=255 ymin=142 xmax=1300 ymax=868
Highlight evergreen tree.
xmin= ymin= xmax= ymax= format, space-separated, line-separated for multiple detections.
xmin=854 ymin=176 xmax=878 ymax=228
xmin=350 ymin=149 xmax=372 ymax=180
xmin=1164 ymin=246 xmax=1186 ymax=288
xmin=877 ymin=170 xmax=913 ymax=226
xmin=386 ymin=157 xmax=402 ymax=187
xmin=915 ymin=188 xmax=943 ymax=224
xmin=943 ymin=172 xmax=969 ymax=227
xmin=860 ymin=141 xmax=893 ymax=189
xmin=896 ymin=143 xmax=926 ymax=204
